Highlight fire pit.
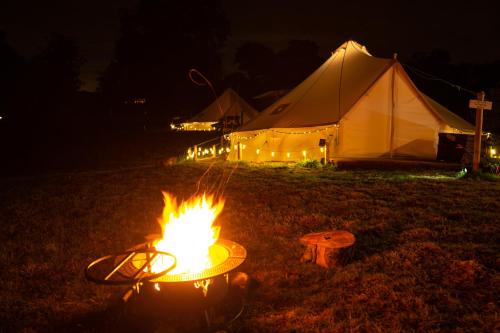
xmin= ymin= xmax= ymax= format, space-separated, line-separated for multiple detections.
xmin=123 ymin=238 xmax=246 ymax=283
xmin=85 ymin=192 xmax=248 ymax=331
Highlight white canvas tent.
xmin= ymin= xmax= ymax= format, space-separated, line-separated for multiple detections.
xmin=180 ymin=89 xmax=259 ymax=131
xmin=228 ymin=40 xmax=474 ymax=162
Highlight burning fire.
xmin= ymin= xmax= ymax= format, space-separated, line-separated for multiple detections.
xmin=150 ymin=192 xmax=224 ymax=275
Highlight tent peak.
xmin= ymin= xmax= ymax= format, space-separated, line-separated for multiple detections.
xmin=332 ymin=40 xmax=373 ymax=57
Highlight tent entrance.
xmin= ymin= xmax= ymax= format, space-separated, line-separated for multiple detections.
xmin=437 ymin=133 xmax=473 ymax=163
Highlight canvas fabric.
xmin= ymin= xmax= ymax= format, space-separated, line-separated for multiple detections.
xmin=228 ymin=41 xmax=474 ymax=162
xmin=187 ymin=88 xmax=258 ymax=124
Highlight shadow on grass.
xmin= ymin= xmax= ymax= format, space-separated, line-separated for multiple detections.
xmin=351 ymin=223 xmax=402 ymax=262
xmin=58 ymin=300 xmax=203 ymax=333
xmin=55 ymin=301 xmax=140 ymax=333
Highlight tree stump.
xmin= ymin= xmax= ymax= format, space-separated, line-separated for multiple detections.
xmin=300 ymin=231 xmax=355 ymax=268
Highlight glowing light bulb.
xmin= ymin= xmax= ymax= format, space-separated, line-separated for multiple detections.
xmin=287 ymin=152 xmax=290 ymax=158
xmin=256 ymin=149 xmax=260 ymax=155
xmin=302 ymin=151 xmax=307 ymax=157
xmin=226 ymin=148 xmax=230 ymax=153
xmin=320 ymin=147 xmax=324 ymax=153
xmin=271 ymin=151 xmax=275 ymax=157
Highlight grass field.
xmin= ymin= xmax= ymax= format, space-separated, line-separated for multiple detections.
xmin=0 ymin=161 xmax=498 ymax=332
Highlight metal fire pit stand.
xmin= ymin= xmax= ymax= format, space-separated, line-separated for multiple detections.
xmin=85 ymin=248 xmax=177 ymax=301
xmin=85 ymin=239 xmax=248 ymax=332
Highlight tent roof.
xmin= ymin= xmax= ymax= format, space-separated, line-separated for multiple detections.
xmin=421 ymin=93 xmax=475 ymax=133
xmin=240 ymin=40 xmax=393 ymax=131
xmin=188 ymin=88 xmax=258 ymax=123
xmin=239 ymin=40 xmax=474 ymax=134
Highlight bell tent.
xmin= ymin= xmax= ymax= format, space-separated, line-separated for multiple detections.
xmin=180 ymin=89 xmax=259 ymax=131
xmin=227 ymin=40 xmax=474 ymax=162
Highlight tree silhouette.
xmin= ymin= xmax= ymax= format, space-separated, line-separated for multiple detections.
xmin=17 ymin=33 xmax=83 ymax=129
xmin=232 ymin=41 xmax=277 ymax=99
xmin=234 ymin=42 xmax=276 ymax=81
xmin=99 ymin=0 xmax=230 ymax=122
xmin=275 ymin=40 xmax=323 ymax=89
xmin=230 ymin=40 xmax=323 ymax=106
xmin=0 ymin=31 xmax=25 ymax=122
xmin=407 ymin=49 xmax=500 ymax=132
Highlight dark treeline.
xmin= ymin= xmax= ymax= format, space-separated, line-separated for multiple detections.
xmin=98 ymin=0 xmax=229 ymax=126
xmin=0 ymin=0 xmax=499 ymax=175
xmin=97 ymin=1 xmax=323 ymax=124
xmin=1 ymin=32 xmax=84 ymax=128
xmin=404 ymin=49 xmax=500 ymax=133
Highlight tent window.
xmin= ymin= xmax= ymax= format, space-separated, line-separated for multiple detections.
xmin=271 ymin=103 xmax=290 ymax=115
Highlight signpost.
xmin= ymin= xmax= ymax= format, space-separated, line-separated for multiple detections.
xmin=469 ymin=99 xmax=493 ymax=110
xmin=470 ymin=91 xmax=493 ymax=172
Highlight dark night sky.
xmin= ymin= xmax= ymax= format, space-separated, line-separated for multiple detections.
xmin=1 ymin=0 xmax=499 ymax=92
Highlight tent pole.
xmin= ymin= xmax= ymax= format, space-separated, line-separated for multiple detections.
xmin=389 ymin=58 xmax=397 ymax=159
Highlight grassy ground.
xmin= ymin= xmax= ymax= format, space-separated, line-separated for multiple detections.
xmin=0 ymin=162 xmax=498 ymax=332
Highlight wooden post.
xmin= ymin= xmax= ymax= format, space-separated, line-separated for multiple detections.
xmin=473 ymin=91 xmax=485 ymax=172
xmin=194 ymin=145 xmax=198 ymax=161
xmin=212 ymin=144 xmax=216 ymax=158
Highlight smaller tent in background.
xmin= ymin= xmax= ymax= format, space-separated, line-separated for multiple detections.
xmin=179 ymin=89 xmax=258 ymax=131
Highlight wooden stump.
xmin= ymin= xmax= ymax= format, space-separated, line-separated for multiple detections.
xmin=300 ymin=231 xmax=355 ymax=268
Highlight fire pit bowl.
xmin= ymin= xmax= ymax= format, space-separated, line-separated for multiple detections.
xmin=86 ymin=237 xmax=246 ymax=311
xmin=123 ymin=238 xmax=246 ymax=282
xmin=124 ymin=238 xmax=246 ymax=310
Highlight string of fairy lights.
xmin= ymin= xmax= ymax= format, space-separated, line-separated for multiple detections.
xmin=224 ymin=124 xmax=339 ymax=141
xmin=185 ymin=125 xmax=339 ymax=161
xmin=185 ymin=143 xmax=330 ymax=160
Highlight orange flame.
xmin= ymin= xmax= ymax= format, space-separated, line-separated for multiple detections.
xmin=151 ymin=192 xmax=224 ymax=275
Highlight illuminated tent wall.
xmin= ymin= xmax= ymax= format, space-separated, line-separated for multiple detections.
xmin=228 ymin=40 xmax=474 ymax=162
xmin=181 ymin=89 xmax=259 ymax=131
